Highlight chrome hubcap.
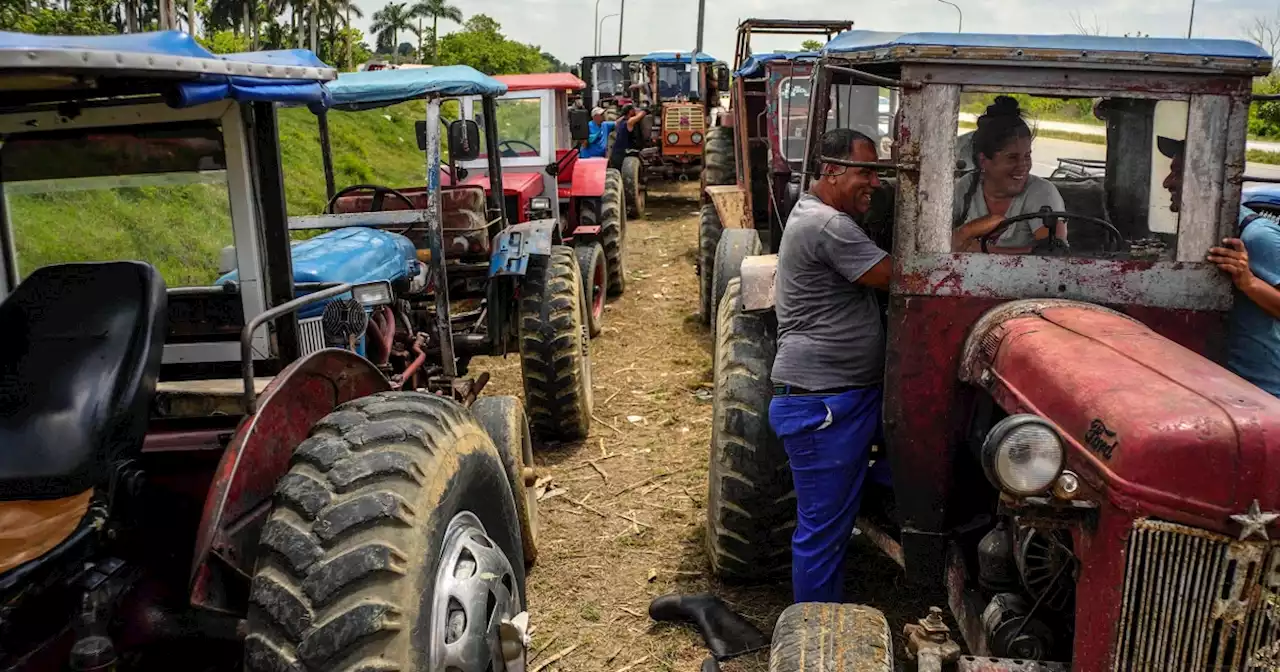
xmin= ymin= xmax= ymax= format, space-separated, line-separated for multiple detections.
xmin=429 ymin=512 xmax=521 ymax=671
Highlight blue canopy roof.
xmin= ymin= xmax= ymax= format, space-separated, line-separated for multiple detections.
xmin=640 ymin=51 xmax=717 ymax=64
xmin=823 ymin=30 xmax=1271 ymax=62
xmin=325 ymin=66 xmax=507 ymax=111
xmin=0 ymin=31 xmax=333 ymax=108
xmin=734 ymin=51 xmax=818 ymax=78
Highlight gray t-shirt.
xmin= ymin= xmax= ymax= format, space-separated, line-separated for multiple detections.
xmin=772 ymin=194 xmax=889 ymax=390
xmin=953 ymin=173 xmax=1064 ymax=248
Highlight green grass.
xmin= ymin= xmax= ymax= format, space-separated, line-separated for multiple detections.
xmin=9 ymin=101 xmax=436 ymax=286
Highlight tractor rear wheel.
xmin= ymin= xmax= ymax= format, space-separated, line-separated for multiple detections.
xmin=621 ymin=155 xmax=645 ymax=219
xmin=706 ymin=278 xmax=794 ymax=582
xmin=698 ymin=203 xmax=722 ymax=326
xmin=471 ymin=396 xmax=539 ymax=567
xmin=575 ymin=242 xmax=607 ymax=338
xmin=702 ymin=125 xmax=735 ymax=189
xmin=711 ymin=228 xmax=761 ymax=335
xmin=519 ymin=245 xmax=593 ymax=442
xmin=769 ymin=603 xmax=894 ymax=672
xmin=244 ymin=391 xmax=526 ymax=672
xmin=602 ymin=168 xmax=627 ymax=297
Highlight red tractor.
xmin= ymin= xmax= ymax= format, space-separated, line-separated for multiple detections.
xmin=706 ymin=30 xmax=1280 ymax=672
xmin=443 ymin=72 xmax=627 ymax=338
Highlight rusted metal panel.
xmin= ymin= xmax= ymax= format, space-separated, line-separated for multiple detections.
xmin=189 ymin=348 xmax=389 ymax=611
xmin=1178 ymin=95 xmax=1231 ymax=262
xmin=1220 ymin=94 xmax=1250 ymax=242
xmin=894 ymin=75 xmax=958 ymax=257
xmin=706 ymin=184 xmax=751 ymax=230
xmin=914 ymin=64 xmax=1253 ymax=98
xmin=738 ymin=254 xmax=777 ymax=312
xmin=896 ymin=254 xmax=1233 ymax=312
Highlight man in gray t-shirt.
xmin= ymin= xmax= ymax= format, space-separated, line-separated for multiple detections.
xmin=769 ymin=128 xmax=892 ymax=604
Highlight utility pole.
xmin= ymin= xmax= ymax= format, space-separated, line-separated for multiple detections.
xmin=695 ymin=0 xmax=706 ymax=54
xmin=617 ymin=0 xmax=625 ymax=53
xmin=594 ymin=0 xmax=604 ymax=55
xmin=1187 ymin=0 xmax=1196 ymax=38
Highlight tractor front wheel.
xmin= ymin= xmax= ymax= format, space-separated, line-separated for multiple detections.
xmin=711 ymin=228 xmax=761 ymax=335
xmin=602 ymin=168 xmax=628 ymax=297
xmin=621 ymin=155 xmax=645 ymax=219
xmin=702 ymin=125 xmax=735 ymax=188
xmin=575 ymin=242 xmax=607 ymax=338
xmin=471 ymin=396 xmax=540 ymax=567
xmin=244 ymin=391 xmax=526 ymax=672
xmin=698 ymin=203 xmax=722 ymax=326
xmin=519 ymin=245 xmax=593 ymax=441
xmin=769 ymin=604 xmax=894 ymax=672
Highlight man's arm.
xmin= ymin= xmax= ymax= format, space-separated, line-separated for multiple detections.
xmin=1210 ymin=234 xmax=1280 ymax=319
xmin=820 ymin=217 xmax=892 ymax=290
xmin=855 ymin=256 xmax=892 ymax=291
xmin=626 ymin=110 xmax=648 ymax=131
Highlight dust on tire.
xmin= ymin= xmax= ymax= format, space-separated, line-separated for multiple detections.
xmin=519 ymin=245 xmax=592 ymax=441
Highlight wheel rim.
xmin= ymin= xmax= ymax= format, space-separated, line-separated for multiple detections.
xmin=429 ymin=512 xmax=521 ymax=672
xmin=591 ymin=257 xmax=606 ymax=319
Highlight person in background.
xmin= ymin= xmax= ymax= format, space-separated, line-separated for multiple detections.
xmin=608 ymin=104 xmax=647 ymax=171
xmin=580 ymin=107 xmax=614 ymax=159
xmin=770 ymin=128 xmax=892 ymax=603
xmin=1160 ymin=136 xmax=1280 ymax=398
xmin=952 ymin=96 xmax=1067 ymax=253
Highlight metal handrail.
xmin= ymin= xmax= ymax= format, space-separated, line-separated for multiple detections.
xmin=240 ymin=282 xmax=354 ymax=413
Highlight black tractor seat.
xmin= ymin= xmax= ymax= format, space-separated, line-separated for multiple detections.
xmin=0 ymin=262 xmax=167 ymax=501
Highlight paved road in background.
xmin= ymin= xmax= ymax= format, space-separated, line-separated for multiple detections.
xmin=1023 ymin=134 xmax=1280 ymax=184
xmin=961 ymin=112 xmax=1280 ymax=154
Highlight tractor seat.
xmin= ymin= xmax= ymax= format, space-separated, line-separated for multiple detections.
xmin=334 ymin=186 xmax=490 ymax=259
xmin=0 ymin=262 xmax=167 ymax=501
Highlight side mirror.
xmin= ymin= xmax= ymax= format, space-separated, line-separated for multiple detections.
xmin=716 ymin=64 xmax=730 ymax=92
xmin=415 ymin=120 xmax=428 ymax=151
xmin=448 ymin=119 xmax=482 ymax=162
xmin=569 ymin=108 xmax=591 ymax=143
xmin=570 ymin=65 xmax=581 ymax=79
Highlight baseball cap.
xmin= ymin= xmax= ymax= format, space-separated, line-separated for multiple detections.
xmin=592 ymin=107 xmax=605 ymax=116
xmin=1157 ymin=136 xmax=1185 ymax=159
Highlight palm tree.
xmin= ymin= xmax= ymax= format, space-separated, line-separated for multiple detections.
xmin=369 ymin=2 xmax=412 ymax=62
xmin=410 ymin=0 xmax=461 ymax=64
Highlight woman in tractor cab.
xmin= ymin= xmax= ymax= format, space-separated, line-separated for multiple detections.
xmin=951 ymin=96 xmax=1067 ymax=253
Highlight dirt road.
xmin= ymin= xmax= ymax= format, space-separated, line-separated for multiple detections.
xmin=473 ymin=183 xmax=929 ymax=672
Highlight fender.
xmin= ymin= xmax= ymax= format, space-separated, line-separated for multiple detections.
xmin=569 ymin=156 xmax=608 ymax=198
xmin=738 ymin=254 xmax=778 ymax=313
xmin=705 ymin=184 xmax=751 ymax=230
xmin=489 ymin=219 xmax=556 ymax=277
xmin=189 ymin=349 xmax=390 ymax=612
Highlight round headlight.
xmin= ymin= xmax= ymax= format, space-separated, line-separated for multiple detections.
xmin=981 ymin=415 xmax=1064 ymax=496
xmin=691 ymin=132 xmax=704 ymax=144
xmin=667 ymin=132 xmax=680 ymax=145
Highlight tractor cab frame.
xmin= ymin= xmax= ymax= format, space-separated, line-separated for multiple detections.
xmin=577 ymin=54 xmax=634 ymax=116
xmin=706 ymin=30 xmax=1280 ymax=672
xmin=632 ymin=50 xmax=728 ymax=180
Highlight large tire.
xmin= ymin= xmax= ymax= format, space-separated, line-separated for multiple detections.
xmin=519 ymin=245 xmax=593 ymax=442
xmin=471 ymin=396 xmax=539 ymax=567
xmin=702 ymin=125 xmax=735 ymax=189
xmin=711 ymin=228 xmax=761 ymax=334
xmin=621 ymin=155 xmax=645 ymax=219
xmin=574 ymin=242 xmax=607 ymax=338
xmin=601 ymin=168 xmax=628 ymax=297
xmin=706 ymin=278 xmax=794 ymax=581
xmin=768 ymin=603 xmax=894 ymax=672
xmin=697 ymin=203 xmax=722 ymax=326
xmin=244 ymin=392 xmax=526 ymax=672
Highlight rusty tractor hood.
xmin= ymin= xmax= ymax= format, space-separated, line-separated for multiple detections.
xmin=961 ymin=300 xmax=1280 ymax=530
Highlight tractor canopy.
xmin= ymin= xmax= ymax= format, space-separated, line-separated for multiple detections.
xmin=733 ymin=51 xmax=817 ymax=79
xmin=324 ymin=63 xmax=508 ymax=110
xmin=494 ymin=72 xmax=585 ymax=92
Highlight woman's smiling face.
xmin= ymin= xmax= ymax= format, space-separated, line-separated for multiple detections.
xmin=980 ymin=134 xmax=1034 ymax=198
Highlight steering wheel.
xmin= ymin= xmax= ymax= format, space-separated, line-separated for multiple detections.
xmin=498 ymin=140 xmax=538 ymax=157
xmin=980 ymin=209 xmax=1124 ymax=256
xmin=324 ymin=184 xmax=420 ymax=234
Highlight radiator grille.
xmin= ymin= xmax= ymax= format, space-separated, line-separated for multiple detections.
xmin=299 ymin=316 xmax=326 ymax=357
xmin=1113 ymin=519 xmax=1280 ymax=671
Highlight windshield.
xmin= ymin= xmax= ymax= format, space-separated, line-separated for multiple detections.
xmin=778 ymin=78 xmax=889 ymax=161
xmin=656 ymin=64 xmax=696 ymax=100
xmin=2 ymin=121 xmax=234 ymax=287
xmin=474 ymin=97 xmax=543 ymax=159
xmin=593 ymin=61 xmax=627 ymax=97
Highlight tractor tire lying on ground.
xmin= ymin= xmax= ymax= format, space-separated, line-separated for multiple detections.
xmin=711 ymin=228 xmax=761 ymax=334
xmin=768 ymin=603 xmax=894 ymax=672
xmin=622 ymin=155 xmax=645 ymax=220
xmin=519 ymin=245 xmax=593 ymax=442
xmin=698 ymin=203 xmax=722 ymax=326
xmin=702 ymin=125 xmax=735 ymax=189
xmin=575 ymin=242 xmax=607 ymax=338
xmin=602 ymin=168 xmax=628 ymax=297
xmin=244 ymin=391 xmax=526 ymax=672
xmin=706 ymin=278 xmax=794 ymax=582
xmin=471 ymin=395 xmax=539 ymax=567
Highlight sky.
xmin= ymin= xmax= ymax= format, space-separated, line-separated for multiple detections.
xmin=348 ymin=0 xmax=1280 ymax=65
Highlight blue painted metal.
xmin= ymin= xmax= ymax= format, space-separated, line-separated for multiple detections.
xmin=640 ymin=51 xmax=717 ymax=64
xmin=1242 ymin=184 xmax=1280 ymax=210
xmin=822 ymin=30 xmax=1271 ymax=62
xmin=734 ymin=51 xmax=817 ymax=78
xmin=489 ymin=221 xmax=555 ymax=277
xmin=219 ymin=227 xmax=418 ymax=318
xmin=325 ymin=65 xmax=508 ymax=111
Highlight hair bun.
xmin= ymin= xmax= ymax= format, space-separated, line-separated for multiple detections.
xmin=985 ymin=95 xmax=1022 ymax=118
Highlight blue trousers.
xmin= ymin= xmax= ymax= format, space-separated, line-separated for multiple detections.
xmin=769 ymin=386 xmax=884 ymax=604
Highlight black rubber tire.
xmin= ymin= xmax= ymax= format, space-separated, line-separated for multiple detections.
xmin=768 ymin=603 xmax=894 ymax=672
xmin=698 ymin=203 xmax=723 ymax=326
xmin=706 ymin=278 xmax=794 ymax=582
xmin=575 ymin=242 xmax=607 ymax=338
xmin=519 ymin=245 xmax=593 ymax=442
xmin=702 ymin=125 xmax=735 ymax=190
xmin=602 ymin=168 xmax=628 ymax=297
xmin=471 ymin=396 xmax=539 ymax=567
xmin=621 ymin=155 xmax=645 ymax=219
xmin=244 ymin=391 xmax=526 ymax=672
xmin=711 ymin=228 xmax=761 ymax=335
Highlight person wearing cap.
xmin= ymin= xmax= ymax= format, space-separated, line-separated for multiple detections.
xmin=580 ymin=107 xmax=615 ymax=159
xmin=1161 ymin=136 xmax=1280 ymax=398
